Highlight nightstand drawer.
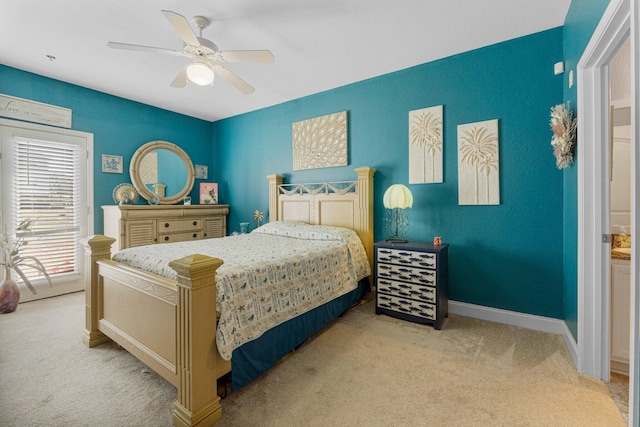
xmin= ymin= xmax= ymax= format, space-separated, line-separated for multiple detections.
xmin=377 ymin=263 xmax=436 ymax=286
xmin=377 ymin=294 xmax=436 ymax=320
xmin=377 ymin=278 xmax=436 ymax=304
xmin=377 ymin=248 xmax=436 ymax=269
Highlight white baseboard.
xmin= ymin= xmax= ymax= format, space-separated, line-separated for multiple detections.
xmin=449 ymin=300 xmax=579 ymax=367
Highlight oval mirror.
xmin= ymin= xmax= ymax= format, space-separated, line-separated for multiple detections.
xmin=130 ymin=141 xmax=195 ymax=205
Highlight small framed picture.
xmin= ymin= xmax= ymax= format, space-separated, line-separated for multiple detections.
xmin=200 ymin=182 xmax=218 ymax=205
xmin=195 ymin=164 xmax=208 ymax=179
xmin=102 ymin=154 xmax=123 ymax=174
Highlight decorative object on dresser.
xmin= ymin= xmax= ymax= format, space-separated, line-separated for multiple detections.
xmin=129 ymin=140 xmax=195 ymax=205
xmin=383 ymin=184 xmax=413 ymax=243
xmin=375 ymin=240 xmax=448 ymax=330
xmin=253 ymin=209 xmax=264 ymax=228
xmin=103 ymin=204 xmax=229 ymax=251
xmin=112 ymin=183 xmax=139 ymax=205
xmin=199 ymin=182 xmax=219 ymax=204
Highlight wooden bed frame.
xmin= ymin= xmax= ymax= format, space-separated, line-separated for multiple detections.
xmin=81 ymin=167 xmax=374 ymax=427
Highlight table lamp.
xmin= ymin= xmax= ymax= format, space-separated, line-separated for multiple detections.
xmin=383 ymin=184 xmax=413 ymax=242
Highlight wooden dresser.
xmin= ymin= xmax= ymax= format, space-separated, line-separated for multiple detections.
xmin=103 ymin=204 xmax=229 ymax=251
xmin=375 ymin=240 xmax=449 ymax=329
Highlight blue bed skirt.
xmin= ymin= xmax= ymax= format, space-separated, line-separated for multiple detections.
xmin=230 ymin=278 xmax=369 ymax=390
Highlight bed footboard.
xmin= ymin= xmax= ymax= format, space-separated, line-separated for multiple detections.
xmin=81 ymin=235 xmax=227 ymax=427
xmin=170 ymin=254 xmax=224 ymax=427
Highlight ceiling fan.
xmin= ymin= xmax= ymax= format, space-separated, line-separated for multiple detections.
xmin=107 ymin=10 xmax=274 ymax=94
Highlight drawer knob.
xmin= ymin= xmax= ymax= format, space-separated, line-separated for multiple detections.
xmin=164 ymin=223 xmax=170 ymax=228
xmin=192 ymin=233 xmax=197 ymax=238
xmin=193 ymin=221 xmax=198 ymax=226
xmin=164 ymin=236 xmax=170 ymax=241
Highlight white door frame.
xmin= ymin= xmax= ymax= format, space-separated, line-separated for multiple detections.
xmin=0 ymin=117 xmax=94 ymax=300
xmin=577 ymin=0 xmax=638 ymax=425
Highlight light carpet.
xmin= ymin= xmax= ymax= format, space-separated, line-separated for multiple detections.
xmin=0 ymin=291 xmax=626 ymax=426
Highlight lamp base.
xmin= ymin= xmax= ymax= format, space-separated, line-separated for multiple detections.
xmin=385 ymin=237 xmax=408 ymax=243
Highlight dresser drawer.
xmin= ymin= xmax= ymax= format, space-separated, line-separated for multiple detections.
xmin=377 ymin=294 xmax=436 ymax=320
xmin=377 ymin=263 xmax=436 ymax=286
xmin=377 ymin=247 xmax=436 ymax=269
xmin=377 ymin=278 xmax=436 ymax=304
xmin=158 ymin=231 xmax=202 ymax=243
xmin=159 ymin=219 xmax=203 ymax=232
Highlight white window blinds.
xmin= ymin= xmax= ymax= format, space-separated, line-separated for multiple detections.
xmin=11 ymin=137 xmax=81 ymax=279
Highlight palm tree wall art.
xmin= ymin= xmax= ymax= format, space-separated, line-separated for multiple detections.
xmin=458 ymin=119 xmax=500 ymax=205
xmin=409 ymin=105 xmax=443 ymax=184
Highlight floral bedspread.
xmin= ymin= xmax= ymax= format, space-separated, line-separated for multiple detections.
xmin=112 ymin=221 xmax=370 ymax=360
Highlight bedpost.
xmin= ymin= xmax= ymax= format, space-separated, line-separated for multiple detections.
xmin=354 ymin=167 xmax=376 ymax=275
xmin=267 ymin=173 xmax=285 ymax=223
xmin=80 ymin=235 xmax=115 ymax=348
xmin=169 ymin=254 xmax=224 ymax=427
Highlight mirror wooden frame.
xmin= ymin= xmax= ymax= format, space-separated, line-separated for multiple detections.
xmin=130 ymin=140 xmax=195 ymax=205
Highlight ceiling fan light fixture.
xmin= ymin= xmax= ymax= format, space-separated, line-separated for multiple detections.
xmin=186 ymin=62 xmax=214 ymax=86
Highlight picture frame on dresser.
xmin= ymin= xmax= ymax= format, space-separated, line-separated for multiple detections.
xmin=200 ymin=182 xmax=219 ymax=205
xmin=374 ymin=240 xmax=449 ymax=329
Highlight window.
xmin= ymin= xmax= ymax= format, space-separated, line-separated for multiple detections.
xmin=1 ymin=120 xmax=93 ymax=300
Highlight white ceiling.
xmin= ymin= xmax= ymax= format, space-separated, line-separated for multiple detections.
xmin=1 ymin=1 xmax=571 ymax=122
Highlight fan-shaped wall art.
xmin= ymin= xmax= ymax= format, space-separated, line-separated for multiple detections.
xmin=292 ymin=111 xmax=348 ymax=170
xmin=409 ymin=105 xmax=443 ymax=183
xmin=457 ymin=119 xmax=500 ymax=205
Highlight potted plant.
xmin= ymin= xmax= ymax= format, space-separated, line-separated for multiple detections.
xmin=0 ymin=218 xmax=53 ymax=313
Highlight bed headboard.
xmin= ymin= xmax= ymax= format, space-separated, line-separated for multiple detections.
xmin=267 ymin=167 xmax=375 ymax=272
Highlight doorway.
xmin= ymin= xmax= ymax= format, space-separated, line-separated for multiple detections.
xmin=577 ymin=0 xmax=638 ymax=425
xmin=0 ymin=118 xmax=94 ymax=301
xmin=609 ymin=36 xmax=632 ymax=418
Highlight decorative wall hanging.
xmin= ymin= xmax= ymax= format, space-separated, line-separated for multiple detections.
xmin=195 ymin=164 xmax=208 ymax=179
xmin=458 ymin=119 xmax=500 ymax=205
xmin=409 ymin=105 xmax=443 ymax=183
xmin=549 ymin=103 xmax=577 ymax=169
xmin=102 ymin=154 xmax=123 ymax=174
xmin=292 ymin=111 xmax=347 ymax=170
xmin=0 ymin=94 xmax=72 ymax=128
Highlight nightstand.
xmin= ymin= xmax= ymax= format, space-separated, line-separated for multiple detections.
xmin=375 ymin=240 xmax=449 ymax=329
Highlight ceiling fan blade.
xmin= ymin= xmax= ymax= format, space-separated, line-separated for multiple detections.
xmin=161 ymin=10 xmax=200 ymax=47
xmin=170 ymin=67 xmax=188 ymax=88
xmin=213 ymin=64 xmax=255 ymax=94
xmin=107 ymin=42 xmax=184 ymax=56
xmin=220 ymin=50 xmax=275 ymax=63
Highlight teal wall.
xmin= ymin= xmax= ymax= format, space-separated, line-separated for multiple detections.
xmin=214 ymin=28 xmax=566 ymax=318
xmin=561 ymin=0 xmax=612 ymax=338
xmin=0 ymin=65 xmax=214 ymax=234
